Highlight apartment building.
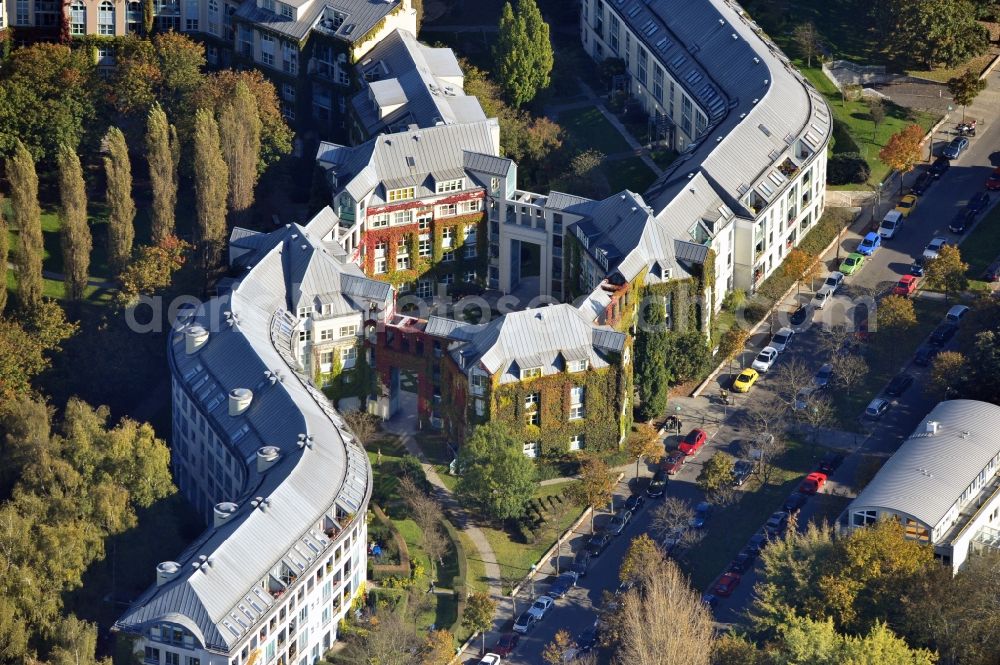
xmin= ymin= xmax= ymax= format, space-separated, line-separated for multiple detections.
xmin=114 ymin=207 xmax=394 ymax=665
xmin=315 ymin=118 xmax=509 ymax=296
xmin=842 ymin=400 xmax=1000 ymax=572
xmin=349 ymin=28 xmax=486 ymax=143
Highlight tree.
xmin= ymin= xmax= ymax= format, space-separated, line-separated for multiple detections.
xmin=797 ymin=395 xmax=835 ymax=449
xmin=927 ymin=351 xmax=966 ymax=400
xmin=875 ymin=294 xmax=916 ymax=367
xmin=792 ymin=22 xmax=822 ymax=67
xmin=719 ymin=327 xmax=750 ymax=368
xmin=769 ymin=615 xmax=936 ymax=665
xmin=154 ymin=31 xmax=206 ymax=118
xmin=663 ymin=330 xmax=712 ymax=384
xmin=420 ymin=629 xmax=454 ymax=665
xmin=455 ymin=422 xmax=537 ymax=522
xmin=7 ymin=140 xmax=44 ymax=310
xmin=924 ymin=244 xmax=968 ymax=299
xmin=110 ymin=36 xmax=162 ymax=118
xmin=649 ymin=497 xmax=696 ymax=547
xmin=634 ymin=298 xmax=670 ymax=420
xmin=948 ymin=68 xmax=987 ymax=121
xmin=542 ymin=630 xmax=576 ymax=665
xmin=772 ymin=358 xmax=816 ymax=410
xmin=462 ymin=591 xmax=496 ymax=656
xmin=192 ymin=108 xmax=229 ymax=274
xmin=343 ymin=409 xmax=379 ymax=448
xmin=830 ymin=352 xmax=869 ymax=397
xmin=218 ymin=81 xmax=263 ymax=224
xmin=697 ymin=452 xmax=735 ymax=493
xmin=398 ymin=475 xmax=448 ymax=577
xmin=618 ymin=533 xmax=665 ymax=587
xmin=886 ymin=0 xmax=989 ymax=69
xmin=57 ymin=143 xmax=92 ymax=302
xmin=568 ymin=454 xmax=616 ymax=533
xmin=626 ymin=424 xmax=662 ymax=482
xmin=879 ymin=124 xmax=924 ymax=194
xmin=494 ymin=0 xmax=553 ymax=107
xmin=146 ymin=104 xmax=179 ymax=244
xmin=712 ymin=633 xmax=763 ymax=665
xmin=612 ymin=558 xmax=714 ymax=665
xmin=783 ymin=248 xmax=813 ymax=295
xmin=868 ymin=98 xmax=885 ymax=142
xmin=341 ymin=609 xmax=420 ymax=665
xmin=103 ymin=127 xmax=136 ymax=275
xmin=115 ymin=236 xmax=191 ymax=308
xmin=47 ymin=616 xmax=109 ymax=665
xmin=0 ymin=214 xmax=7 ymax=315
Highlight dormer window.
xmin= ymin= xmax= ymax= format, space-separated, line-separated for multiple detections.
xmin=435 ymin=178 xmax=463 ymax=194
xmin=297 ymin=306 xmax=313 ymax=319
xmin=567 ymin=359 xmax=588 ymax=373
xmin=279 ymin=2 xmax=292 ymax=18
xmin=260 ymin=0 xmax=274 ymax=11
xmin=387 ymin=187 xmax=415 ymax=202
xmin=520 ymin=366 xmax=542 ymax=380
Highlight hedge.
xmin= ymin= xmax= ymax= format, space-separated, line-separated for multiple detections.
xmin=440 ymin=518 xmax=468 ymax=634
xmin=827 ymin=152 xmax=871 ymax=185
xmin=369 ymin=505 xmax=411 ymax=581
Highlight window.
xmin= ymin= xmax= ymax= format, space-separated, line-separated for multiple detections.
xmin=187 ymin=658 xmax=200 ymax=665
xmin=464 ymin=270 xmax=477 ymax=282
xmin=298 ymin=330 xmax=311 ymax=342
xmin=339 ymin=325 xmax=358 ymax=337
xmin=593 ymin=0 xmax=603 ymax=37
xmin=186 ymin=18 xmax=198 ymax=30
xmin=280 ymin=2 xmax=293 ymax=18
xmin=520 ymin=367 xmax=542 ymax=380
xmin=524 ymin=392 xmax=539 ymax=409
xmin=609 ymin=14 xmax=619 ymax=53
xmin=297 ymin=306 xmax=313 ymax=319
xmin=523 ymin=442 xmax=540 ymax=458
xmin=570 ymin=386 xmax=585 ymax=404
xmin=320 ymin=351 xmax=334 ymax=368
xmin=463 ymin=245 xmax=477 ymax=259
xmin=569 ymin=404 xmax=584 ymax=420
xmin=441 ymin=227 xmax=454 ymax=248
xmin=260 ymin=33 xmax=275 ymax=66
xmin=374 ymin=241 xmax=387 ymax=257
xmin=320 ymin=329 xmax=333 ymax=342
xmin=442 ymin=251 xmax=454 ymax=262
xmin=165 ymin=654 xmax=179 ymax=665
xmin=437 ymin=203 xmax=457 ymax=217
xmin=653 ymin=65 xmax=664 ymax=104
xmin=525 ymin=411 xmax=539 ymax=426
xmin=396 ymin=237 xmax=408 ymax=256
xmin=416 ymin=280 xmax=432 ymax=298
xmin=369 ymin=214 xmax=389 ymax=228
xmin=463 ymin=225 xmax=477 ymax=245
xmin=475 ymin=398 xmax=485 ymax=416
xmin=567 ymin=359 xmax=588 ymax=372
xmin=471 ymin=372 xmax=487 ymax=396
xmin=396 ymin=254 xmax=411 ymax=270
xmin=70 ymin=1 xmax=86 ymax=34
xmin=569 ymin=434 xmax=585 ymax=451
xmin=418 ymin=215 xmax=431 ymax=230
xmin=852 ymin=510 xmax=877 ymax=527
xmin=282 ymin=83 xmax=296 ymax=102
xmin=144 ymin=648 xmax=161 ymax=665
xmin=341 ymin=346 xmax=356 ymax=368
xmin=374 ymin=258 xmax=387 ymax=274
xmin=440 ymin=272 xmax=454 ymax=285
xmin=462 ymin=199 xmax=481 ymax=213
xmin=418 ymin=236 xmax=431 ymax=257
xmin=435 ymin=178 xmax=463 ymax=193
xmin=16 ymin=0 xmax=29 ymax=25
xmin=387 ymin=187 xmax=415 ymax=202
xmin=681 ymin=95 xmax=693 ymax=136
xmin=393 ymin=210 xmax=412 ymax=226
xmin=637 ymin=47 xmax=647 ymax=87
xmin=98 ymin=0 xmax=115 ymax=34
xmin=283 ymin=42 xmax=298 ymax=74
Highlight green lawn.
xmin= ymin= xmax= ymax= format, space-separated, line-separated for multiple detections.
xmin=559 ymin=107 xmax=632 ymax=155
xmin=959 ymin=203 xmax=1000 ymax=276
xmin=604 ymin=156 xmax=657 ymax=194
xmin=458 ymin=530 xmax=490 ymax=594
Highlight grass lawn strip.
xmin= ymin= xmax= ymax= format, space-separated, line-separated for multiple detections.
xmin=959 ymin=202 xmax=1000 ymax=276
xmin=559 ymin=107 xmax=632 ymax=155
xmin=604 ymin=156 xmax=657 ymax=194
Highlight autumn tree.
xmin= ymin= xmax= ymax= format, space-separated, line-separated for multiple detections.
xmin=772 ymin=358 xmax=816 ymax=410
xmin=115 ymin=236 xmax=191 ymax=308
xmin=783 ymin=248 xmax=813 ymax=295
xmin=57 ymin=143 xmax=92 ymax=302
xmin=625 ymin=423 xmax=662 ymax=482
xmin=879 ymin=124 xmax=924 ymax=193
xmin=341 ymin=610 xmax=419 ymax=665
xmin=154 ymin=31 xmax=206 ymax=118
xmin=618 ymin=533 xmax=665 ymax=587
xmin=0 ymin=213 xmax=7 ymax=315
xmin=875 ymin=294 xmax=916 ymax=367
xmin=542 ymin=630 xmax=576 ymax=665
xmin=927 ymin=351 xmax=966 ymax=400
xmin=948 ymin=68 xmax=987 ymax=121
xmin=6 ymin=140 xmax=44 ymax=310
xmin=792 ymin=21 xmax=822 ymax=67
xmin=343 ymin=409 xmax=379 ymax=448
xmin=146 ymin=104 xmax=179 ymax=244
xmin=718 ymin=326 xmax=750 ymax=365
xmin=218 ymin=81 xmax=262 ymax=224
xmin=924 ymin=244 xmax=969 ymax=299
xmin=104 ymin=127 xmax=136 ymax=275
xmin=697 ymin=452 xmax=735 ymax=493
xmin=192 ymin=108 xmax=229 ymax=273
xmin=569 ymin=454 xmax=616 ymax=533
xmin=462 ymin=591 xmax=496 ymax=656
xmin=456 ymin=421 xmax=537 ymax=522
xmin=398 ymin=475 xmax=448 ymax=578
xmin=420 ymin=629 xmax=454 ymax=665
xmin=868 ymin=98 xmax=886 ymax=142
xmin=649 ymin=497 xmax=703 ymax=551
xmin=830 ymin=352 xmax=869 ymax=397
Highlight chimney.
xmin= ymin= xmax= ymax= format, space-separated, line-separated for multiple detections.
xmin=926 ymin=421 xmax=939 ymax=435
xmin=213 ymin=502 xmax=239 ymax=527
xmin=257 ymin=446 xmax=281 ymax=472
xmin=185 ymin=326 xmax=209 ymax=354
xmin=156 ymin=561 xmax=181 ymax=586
xmin=229 ymin=388 xmax=253 ymax=416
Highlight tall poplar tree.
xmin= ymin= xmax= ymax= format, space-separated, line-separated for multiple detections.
xmin=0 ymin=214 xmax=8 ymax=315
xmin=192 ymin=108 xmax=229 ymax=272
xmin=146 ymin=104 xmax=179 ymax=245
xmin=7 ymin=140 xmax=44 ymax=310
xmin=495 ymin=0 xmax=553 ymax=107
xmin=56 ymin=144 xmax=92 ymax=301
xmin=103 ymin=127 xmax=136 ymax=275
xmin=218 ymin=82 xmax=262 ymax=225
xmin=635 ymin=299 xmax=670 ymax=421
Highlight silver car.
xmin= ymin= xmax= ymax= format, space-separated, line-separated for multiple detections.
xmin=751 ymin=347 xmax=779 ymax=372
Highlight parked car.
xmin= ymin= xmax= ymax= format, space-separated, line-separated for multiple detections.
xmin=608 ymin=509 xmax=632 ymax=536
xmin=878 ymin=210 xmax=904 ymax=240
xmin=493 ymin=633 xmax=520 ymax=657
xmin=478 ymin=654 xmax=502 ymax=665
xmin=946 ymin=305 xmax=970 ymax=325
xmin=575 ymin=624 xmax=600 ymax=654
xmin=528 ymin=596 xmax=555 ymax=620
xmin=930 ymin=156 xmax=950 ymax=178
xmin=570 ymin=550 xmax=592 ymax=578
xmin=662 ymin=449 xmax=687 ymax=475
xmin=818 ymin=451 xmax=845 ymax=474
xmin=790 ymin=304 xmax=810 ymax=326
xmin=865 ymin=397 xmax=890 ymax=419
xmin=813 ymin=363 xmax=834 ymax=388
xmin=732 ymin=459 xmax=757 ymax=486
xmin=586 ymin=533 xmax=612 ymax=557
xmin=689 ymin=501 xmax=712 ymax=529
xmin=949 ymin=208 xmax=975 ymax=234
xmin=547 ymin=571 xmax=579 ymax=599
xmin=752 ymin=347 xmax=779 ymax=372
xmin=892 ymin=274 xmax=918 ymax=297
xmin=733 ymin=368 xmax=759 ymax=393
xmin=713 ymin=572 xmax=741 ymax=597
xmin=793 ymin=386 xmax=815 ymax=411
xmin=764 ymin=511 xmax=789 ymax=536
xmin=810 ymin=287 xmax=833 ymax=310
xmin=895 ymin=194 xmax=919 ymax=217
xmin=885 ymin=373 xmax=913 ymax=397
xmin=967 ymin=191 xmax=990 ymax=215
xmin=823 ymin=271 xmax=845 ymax=293
xmin=839 ymin=252 xmax=865 ymax=276
xmin=624 ymin=493 xmax=645 ymax=512
xmin=911 ymin=171 xmax=934 ymax=195
xmin=661 ymin=528 xmax=684 ymax=554
xmin=770 ymin=327 xmax=795 ymax=353
xmin=701 ymin=593 xmax=718 ymax=609
xmin=941 ymin=136 xmax=969 ymax=159
xmin=923 ymin=237 xmax=948 ymax=260
xmin=910 ymin=256 xmax=925 ymax=277
xmin=984 ymin=260 xmax=1000 ymax=282
xmin=729 ymin=552 xmax=754 ymax=574
xmin=857 ymin=231 xmax=881 ymax=256
xmin=783 ymin=492 xmax=808 ymax=515
xmin=987 ymin=167 xmax=1000 ymax=191
xmin=646 ymin=470 xmax=668 ymax=497
xmin=747 ymin=531 xmax=768 ymax=555
xmin=913 ymin=345 xmax=940 ymax=367
xmin=513 ymin=611 xmax=537 ymax=634
xmin=930 ymin=322 xmax=958 ymax=347
xmin=678 ymin=428 xmax=708 ymax=456
xmin=799 ymin=471 xmax=827 ymax=495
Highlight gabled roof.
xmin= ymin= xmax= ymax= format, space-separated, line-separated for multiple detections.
xmin=316 ymin=119 xmax=501 ymax=205
xmin=235 ymin=0 xmax=404 ymax=44
xmin=463 ymin=151 xmax=514 ymax=179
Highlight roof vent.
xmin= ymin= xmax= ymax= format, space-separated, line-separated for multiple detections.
xmin=752 ymin=98 xmax=759 ymax=104
xmin=185 ymin=326 xmax=209 ymax=354
xmin=687 ymin=172 xmax=695 ymax=179
xmin=926 ymin=421 xmax=939 ymax=435
xmin=156 ymin=561 xmax=181 ymax=586
xmin=229 ymin=388 xmax=253 ymax=416
xmin=753 ymin=57 xmax=760 ymax=64
xmin=732 ymin=33 xmax=738 ymax=40
xmin=718 ymin=18 xmax=724 ymax=25
xmin=291 ymin=233 xmax=298 ymax=240
xmin=301 ymin=244 xmax=308 ymax=251
xmin=535 ymin=312 xmax=544 ymax=320
xmin=763 ymin=79 xmax=769 ymax=86
xmin=716 ymin=136 xmax=723 ymax=142
xmin=740 ymin=113 xmax=746 ymax=119
xmin=257 ymin=446 xmax=281 ymax=472
xmin=213 ymin=502 xmax=239 ymax=527
xmin=297 ymin=433 xmax=314 ymax=449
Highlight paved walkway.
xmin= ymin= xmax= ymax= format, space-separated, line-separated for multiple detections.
xmin=576 ymin=81 xmax=665 ymax=178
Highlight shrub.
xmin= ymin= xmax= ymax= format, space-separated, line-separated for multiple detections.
xmin=827 ymin=152 xmax=871 ymax=184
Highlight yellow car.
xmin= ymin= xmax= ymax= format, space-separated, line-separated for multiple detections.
xmin=732 ymin=368 xmax=760 ymax=393
xmin=895 ymin=194 xmax=918 ymax=217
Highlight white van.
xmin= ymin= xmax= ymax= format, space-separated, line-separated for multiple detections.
xmin=878 ymin=210 xmax=903 ymax=240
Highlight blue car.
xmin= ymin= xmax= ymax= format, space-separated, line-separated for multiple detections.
xmin=689 ymin=501 xmax=712 ymax=529
xmin=857 ymin=231 xmax=881 ymax=256
xmin=547 ymin=571 xmax=579 ymax=598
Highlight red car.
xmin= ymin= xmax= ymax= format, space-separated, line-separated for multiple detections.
xmin=986 ymin=167 xmax=1000 ymax=191
xmin=799 ymin=472 xmax=827 ymax=495
xmin=713 ymin=572 xmax=741 ymax=597
xmin=892 ymin=274 xmax=918 ymax=297
xmin=494 ymin=632 xmax=520 ymax=657
xmin=662 ymin=450 xmax=687 ymax=475
xmin=678 ymin=428 xmax=708 ymax=456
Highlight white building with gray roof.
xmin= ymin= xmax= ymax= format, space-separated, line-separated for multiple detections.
xmin=842 ymin=400 xmax=1000 ymax=572
xmin=114 ymin=208 xmax=393 ymax=665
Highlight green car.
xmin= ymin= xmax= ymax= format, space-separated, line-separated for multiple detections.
xmin=839 ymin=252 xmax=865 ymax=276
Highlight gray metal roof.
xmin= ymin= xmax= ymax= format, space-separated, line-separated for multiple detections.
xmin=848 ymin=400 xmax=1000 ymax=530
xmin=351 ymin=29 xmax=486 ymax=136
xmin=114 ymin=207 xmax=390 ymax=651
xmin=316 ymin=119 xmax=500 ymax=205
xmin=463 ymin=151 xmax=514 ymax=178
xmin=234 ymin=0 xmax=404 ymax=44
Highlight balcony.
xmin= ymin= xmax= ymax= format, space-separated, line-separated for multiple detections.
xmin=778 ymin=157 xmax=799 ymax=178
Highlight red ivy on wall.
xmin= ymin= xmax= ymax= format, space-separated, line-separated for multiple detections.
xmin=367 ymin=190 xmax=485 ymax=216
